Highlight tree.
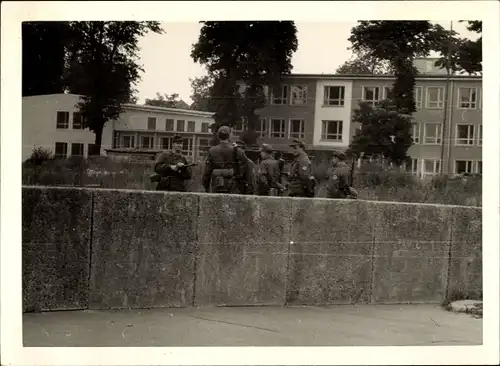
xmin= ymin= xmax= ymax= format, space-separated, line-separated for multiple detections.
xmin=191 ymin=21 xmax=298 ymax=145
xmin=435 ymin=21 xmax=482 ymax=75
xmin=348 ymin=100 xmax=413 ymax=165
xmin=349 ymin=21 xmax=451 ymax=115
xmin=335 ymin=52 xmax=393 ymax=75
xmin=145 ymin=92 xmax=190 ymax=109
xmin=64 ymin=21 xmax=163 ymax=151
xmin=22 ymin=22 xmax=70 ymax=96
xmin=189 ymin=75 xmax=215 ymax=112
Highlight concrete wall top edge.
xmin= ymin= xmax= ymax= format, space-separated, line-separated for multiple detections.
xmin=22 ymin=186 xmax=482 ymax=210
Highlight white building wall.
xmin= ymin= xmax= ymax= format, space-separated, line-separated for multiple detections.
xmin=313 ymin=80 xmax=353 ymax=148
xmin=22 ymin=94 xmax=114 ymax=161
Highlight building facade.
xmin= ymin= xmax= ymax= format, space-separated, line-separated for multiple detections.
xmin=22 ymin=94 xmax=215 ymax=162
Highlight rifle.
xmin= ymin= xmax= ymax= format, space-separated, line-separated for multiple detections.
xmin=150 ymin=163 xmax=197 ymax=183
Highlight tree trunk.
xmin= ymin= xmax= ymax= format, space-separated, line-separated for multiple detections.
xmin=94 ymin=126 xmax=103 ymax=154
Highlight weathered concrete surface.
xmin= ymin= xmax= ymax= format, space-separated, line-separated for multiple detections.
xmin=448 ymin=207 xmax=482 ymax=299
xmin=372 ymin=202 xmax=453 ymax=303
xmin=90 ymin=190 xmax=198 ymax=309
xmin=23 ymin=305 xmax=482 ymax=346
xmin=22 ymin=187 xmax=92 ymax=312
xmin=288 ymin=199 xmax=375 ymax=304
xmin=195 ymin=194 xmax=290 ymax=306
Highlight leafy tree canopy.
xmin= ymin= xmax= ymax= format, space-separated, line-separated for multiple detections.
xmin=189 ymin=75 xmax=216 ymax=112
xmin=335 ymin=52 xmax=393 ymax=75
xmin=145 ymin=92 xmax=190 ymax=109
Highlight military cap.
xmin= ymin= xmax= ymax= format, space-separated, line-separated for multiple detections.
xmin=217 ymin=125 xmax=231 ymax=139
xmin=260 ymin=143 xmax=274 ymax=153
xmin=332 ymin=150 xmax=347 ymax=161
xmin=290 ymin=139 xmax=305 ymax=149
xmin=172 ymin=135 xmax=183 ymax=144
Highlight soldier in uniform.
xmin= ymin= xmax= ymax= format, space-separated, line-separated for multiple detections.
xmin=256 ymin=143 xmax=285 ymax=196
xmin=326 ymin=150 xmax=358 ymax=199
xmin=288 ymin=139 xmax=314 ymax=198
xmin=153 ymin=135 xmax=192 ymax=192
xmin=233 ymin=140 xmax=256 ymax=195
xmin=202 ymin=126 xmax=248 ymax=194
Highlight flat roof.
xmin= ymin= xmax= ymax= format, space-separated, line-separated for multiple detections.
xmin=123 ymin=103 xmax=215 ymax=117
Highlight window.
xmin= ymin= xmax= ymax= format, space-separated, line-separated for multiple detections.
xmin=422 ymin=159 xmax=441 ymax=175
xmin=477 ymin=124 xmax=482 ymax=146
xmin=147 ymin=117 xmax=156 ymax=130
xmin=425 ymin=86 xmax=445 ymax=109
xmin=182 ymin=137 xmax=193 ymax=156
xmin=270 ymin=118 xmax=286 ymax=138
xmin=71 ymin=143 xmax=84 ymax=157
xmin=72 ymin=112 xmax=84 ymax=129
xmin=455 ymin=160 xmax=474 ymax=174
xmin=188 ymin=121 xmax=196 ymax=132
xmin=414 ymin=86 xmax=423 ymax=109
xmin=411 ymin=123 xmax=421 ymax=144
xmin=362 ymin=86 xmax=380 ymax=106
xmin=161 ymin=137 xmax=171 ymax=150
xmin=321 ymin=120 xmax=343 ymax=141
xmin=271 ymin=85 xmax=289 ymax=105
xmin=232 ymin=117 xmax=246 ymax=132
xmin=288 ymin=119 xmax=305 ymax=139
xmin=201 ymin=122 xmax=210 ymax=133
xmin=476 ymin=161 xmax=482 ymax=175
xmin=423 ymin=123 xmax=443 ymax=144
xmin=88 ymin=144 xmax=100 ymax=156
xmin=122 ymin=135 xmax=135 ymax=148
xmin=54 ymin=142 xmax=68 ymax=158
xmin=56 ymin=111 xmax=69 ymax=129
xmin=406 ymin=158 xmax=418 ymax=174
xmin=165 ymin=119 xmax=174 ymax=131
xmin=455 ymin=124 xmax=475 ymax=146
xmin=458 ymin=87 xmax=477 ymax=109
xmin=383 ymin=86 xmax=394 ymax=100
xmin=140 ymin=136 xmax=154 ymax=149
xmin=256 ymin=117 xmax=268 ymax=137
xmin=290 ymin=85 xmax=307 ymax=105
xmin=177 ymin=120 xmax=185 ymax=132
xmin=323 ymin=86 xmax=345 ymax=106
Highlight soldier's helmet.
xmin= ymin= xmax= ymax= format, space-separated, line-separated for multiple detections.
xmin=332 ymin=150 xmax=347 ymax=161
xmin=290 ymin=139 xmax=306 ymax=149
xmin=217 ymin=126 xmax=231 ymax=140
xmin=172 ymin=135 xmax=183 ymax=144
xmin=260 ymin=143 xmax=274 ymax=154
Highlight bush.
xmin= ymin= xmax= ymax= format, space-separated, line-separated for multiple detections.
xmin=25 ymin=147 xmax=53 ymax=166
xmin=21 ymin=156 xmax=482 ymax=207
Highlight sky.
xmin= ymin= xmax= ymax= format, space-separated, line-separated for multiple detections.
xmin=135 ymin=21 xmax=478 ymax=105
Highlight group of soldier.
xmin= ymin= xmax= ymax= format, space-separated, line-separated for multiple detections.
xmin=153 ymin=125 xmax=357 ymax=199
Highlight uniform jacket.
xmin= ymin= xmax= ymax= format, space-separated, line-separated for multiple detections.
xmin=202 ymin=141 xmax=248 ymax=192
xmin=288 ymin=152 xmax=312 ymax=197
xmin=257 ymin=157 xmax=284 ymax=195
xmin=154 ymin=151 xmax=192 ymax=192
xmin=326 ymin=162 xmax=351 ymax=198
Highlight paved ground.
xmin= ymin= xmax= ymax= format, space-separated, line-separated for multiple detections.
xmin=23 ymin=304 xmax=482 ymax=347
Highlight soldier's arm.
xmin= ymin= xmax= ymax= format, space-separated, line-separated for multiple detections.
xmin=202 ymin=152 xmax=214 ymax=190
xmin=235 ymin=149 xmax=248 ymax=179
xmin=337 ymin=169 xmax=350 ymax=191
xmin=154 ymin=152 xmax=173 ymax=175
xmin=179 ymin=157 xmax=192 ymax=180
xmin=298 ymin=157 xmax=312 ymax=181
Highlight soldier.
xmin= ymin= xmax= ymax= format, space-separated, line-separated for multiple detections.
xmin=153 ymin=135 xmax=192 ymax=192
xmin=202 ymin=126 xmax=248 ymax=194
xmin=326 ymin=150 xmax=358 ymax=199
xmin=257 ymin=143 xmax=285 ymax=196
xmin=288 ymin=139 xmax=314 ymax=198
xmin=233 ymin=140 xmax=256 ymax=195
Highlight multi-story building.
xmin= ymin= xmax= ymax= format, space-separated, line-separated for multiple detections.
xmin=248 ymin=62 xmax=481 ymax=177
xmin=22 ymin=93 xmax=215 ymax=162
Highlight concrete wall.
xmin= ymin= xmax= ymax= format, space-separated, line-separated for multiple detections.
xmin=22 ymin=186 xmax=482 ymax=312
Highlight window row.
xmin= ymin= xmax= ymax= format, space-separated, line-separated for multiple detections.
xmin=233 ymin=118 xmax=344 ymax=142
xmin=411 ymin=123 xmax=482 ymax=146
xmin=270 ymin=85 xmax=481 ymax=110
xmin=406 ymin=158 xmax=482 ymax=176
xmin=54 ymin=142 xmax=99 ymax=158
xmin=147 ymin=117 xmax=211 ymax=133
xmin=116 ymin=134 xmax=212 ymax=156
